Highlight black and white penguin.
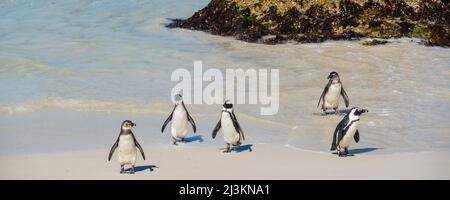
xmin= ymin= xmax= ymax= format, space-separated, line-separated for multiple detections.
xmin=330 ymin=107 xmax=368 ymax=157
xmin=317 ymin=71 xmax=350 ymax=114
xmin=108 ymin=120 xmax=146 ymax=174
xmin=161 ymin=94 xmax=196 ymax=145
xmin=212 ymin=100 xmax=245 ymax=153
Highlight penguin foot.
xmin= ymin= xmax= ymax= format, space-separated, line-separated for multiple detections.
xmin=223 ymin=144 xmax=232 ymax=153
xmin=171 ymin=137 xmax=179 ymax=145
xmin=223 ymin=148 xmax=232 ymax=153
xmin=337 ymin=150 xmax=346 ymax=157
xmin=232 ymin=146 xmax=238 ymax=153
xmin=120 ymin=169 xmax=135 ymax=174
xmin=344 ymin=149 xmax=353 ymax=156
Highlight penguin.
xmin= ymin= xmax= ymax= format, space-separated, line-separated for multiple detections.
xmin=161 ymin=94 xmax=196 ymax=145
xmin=108 ymin=120 xmax=145 ymax=174
xmin=330 ymin=107 xmax=368 ymax=157
xmin=317 ymin=71 xmax=350 ymax=114
xmin=212 ymin=100 xmax=246 ymax=153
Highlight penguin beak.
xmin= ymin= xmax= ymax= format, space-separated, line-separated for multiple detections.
xmin=362 ymin=109 xmax=368 ymax=113
xmin=132 ymin=123 xmax=136 ymax=127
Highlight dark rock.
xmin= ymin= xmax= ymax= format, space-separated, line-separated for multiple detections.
xmin=167 ymin=0 xmax=449 ymax=47
xmin=361 ymin=39 xmax=389 ymax=46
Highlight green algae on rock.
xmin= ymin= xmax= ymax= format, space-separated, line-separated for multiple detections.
xmin=167 ymin=0 xmax=449 ymax=47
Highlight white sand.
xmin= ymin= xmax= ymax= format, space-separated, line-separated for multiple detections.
xmin=1 ymin=144 xmax=449 ymax=180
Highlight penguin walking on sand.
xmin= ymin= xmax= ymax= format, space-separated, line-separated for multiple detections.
xmin=317 ymin=71 xmax=350 ymax=114
xmin=330 ymin=107 xmax=368 ymax=157
xmin=212 ymin=100 xmax=247 ymax=153
xmin=108 ymin=120 xmax=146 ymax=174
xmin=161 ymin=94 xmax=196 ymax=145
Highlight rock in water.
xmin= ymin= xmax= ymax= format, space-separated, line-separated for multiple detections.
xmin=167 ymin=0 xmax=449 ymax=47
xmin=361 ymin=39 xmax=389 ymax=46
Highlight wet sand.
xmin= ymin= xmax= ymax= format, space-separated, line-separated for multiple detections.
xmin=1 ymin=144 xmax=449 ymax=180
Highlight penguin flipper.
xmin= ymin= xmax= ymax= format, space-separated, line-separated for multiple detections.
xmin=108 ymin=137 xmax=119 ymax=161
xmin=231 ymin=111 xmax=244 ymax=141
xmin=131 ymin=133 xmax=145 ymax=160
xmin=135 ymin=140 xmax=146 ymax=160
xmin=187 ymin=113 xmax=196 ymax=133
xmin=161 ymin=105 xmax=176 ymax=133
xmin=188 ymin=115 xmax=196 ymax=133
xmin=341 ymin=86 xmax=350 ymax=107
xmin=182 ymin=102 xmax=197 ymax=133
xmin=354 ymin=129 xmax=360 ymax=143
xmin=212 ymin=120 xmax=221 ymax=139
xmin=331 ymin=115 xmax=349 ymax=151
xmin=317 ymin=81 xmax=331 ymax=108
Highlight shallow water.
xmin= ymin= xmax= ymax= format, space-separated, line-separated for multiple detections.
xmin=1 ymin=0 xmax=449 ymax=155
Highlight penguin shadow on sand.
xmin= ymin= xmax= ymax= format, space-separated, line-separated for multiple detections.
xmin=219 ymin=144 xmax=253 ymax=153
xmin=123 ymin=165 xmax=158 ymax=173
xmin=349 ymin=147 xmax=381 ymax=155
xmin=183 ymin=135 xmax=204 ymax=143
xmin=332 ymin=147 xmax=381 ymax=156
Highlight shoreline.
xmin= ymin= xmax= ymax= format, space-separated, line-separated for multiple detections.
xmin=1 ymin=143 xmax=449 ymax=180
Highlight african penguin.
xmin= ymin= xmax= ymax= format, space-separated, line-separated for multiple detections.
xmin=212 ymin=100 xmax=247 ymax=153
xmin=108 ymin=120 xmax=146 ymax=174
xmin=161 ymin=94 xmax=196 ymax=145
xmin=317 ymin=71 xmax=350 ymax=114
xmin=330 ymin=107 xmax=368 ymax=157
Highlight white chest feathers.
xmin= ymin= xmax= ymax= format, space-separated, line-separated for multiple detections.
xmin=172 ymin=105 xmax=187 ymax=125
xmin=171 ymin=105 xmax=188 ymax=138
xmin=339 ymin=117 xmax=360 ymax=148
xmin=324 ymin=83 xmax=342 ymax=108
xmin=118 ymin=134 xmax=137 ymax=165
xmin=221 ymin=112 xmax=240 ymax=145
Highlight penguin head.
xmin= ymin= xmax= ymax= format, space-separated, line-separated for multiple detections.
xmin=121 ymin=120 xmax=136 ymax=131
xmin=223 ymin=100 xmax=233 ymax=109
xmin=174 ymin=94 xmax=183 ymax=105
xmin=350 ymin=107 xmax=369 ymax=116
xmin=327 ymin=71 xmax=340 ymax=82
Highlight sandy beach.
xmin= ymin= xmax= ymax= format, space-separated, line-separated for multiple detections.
xmin=1 ymin=144 xmax=449 ymax=180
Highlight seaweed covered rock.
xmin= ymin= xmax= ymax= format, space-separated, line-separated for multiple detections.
xmin=167 ymin=0 xmax=449 ymax=47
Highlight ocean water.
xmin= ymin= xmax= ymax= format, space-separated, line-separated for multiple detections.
xmin=1 ymin=0 xmax=450 ymax=155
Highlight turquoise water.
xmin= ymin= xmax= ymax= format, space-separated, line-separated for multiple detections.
xmin=1 ymin=0 xmax=450 ymax=155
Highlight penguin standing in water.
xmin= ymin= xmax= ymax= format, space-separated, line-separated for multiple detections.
xmin=330 ymin=107 xmax=368 ymax=157
xmin=161 ymin=94 xmax=196 ymax=145
xmin=212 ymin=100 xmax=246 ymax=153
xmin=317 ymin=71 xmax=350 ymax=114
xmin=108 ymin=120 xmax=146 ymax=174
